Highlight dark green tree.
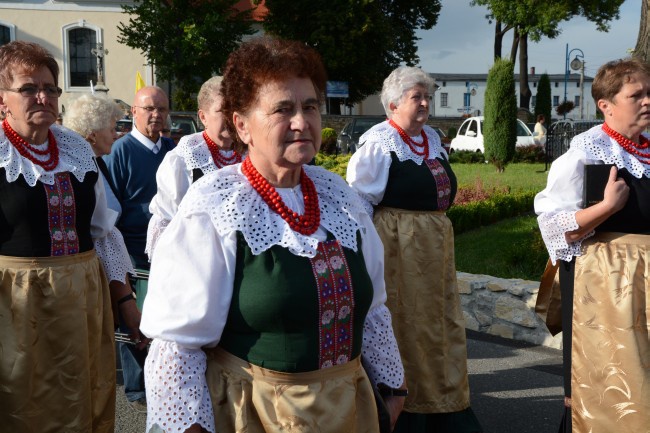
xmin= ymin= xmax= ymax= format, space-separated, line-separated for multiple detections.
xmin=534 ymin=73 xmax=551 ymax=124
xmin=262 ymin=0 xmax=441 ymax=114
xmin=484 ymin=58 xmax=517 ymax=172
xmin=472 ymin=0 xmax=624 ymax=109
xmin=117 ymin=0 xmax=254 ymax=96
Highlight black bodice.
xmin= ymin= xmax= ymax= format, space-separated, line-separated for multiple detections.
xmin=596 ymin=168 xmax=650 ymax=234
xmin=0 ymin=168 xmax=97 ymax=257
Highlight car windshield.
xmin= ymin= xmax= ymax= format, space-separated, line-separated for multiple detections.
xmin=354 ymin=118 xmax=383 ymax=134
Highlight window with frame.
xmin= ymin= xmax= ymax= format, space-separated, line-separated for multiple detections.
xmin=63 ymin=22 xmax=102 ymax=89
xmin=574 ymin=95 xmax=580 ymax=107
xmin=440 ymin=92 xmax=448 ymax=107
xmin=531 ymin=96 xmax=537 ymax=107
xmin=553 ymin=95 xmax=560 ymax=106
xmin=0 ymin=22 xmax=15 ymax=47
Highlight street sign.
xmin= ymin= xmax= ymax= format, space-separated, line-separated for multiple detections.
xmin=326 ymin=81 xmax=349 ymax=98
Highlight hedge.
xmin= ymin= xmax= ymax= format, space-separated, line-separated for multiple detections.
xmin=447 ymin=191 xmax=536 ymax=235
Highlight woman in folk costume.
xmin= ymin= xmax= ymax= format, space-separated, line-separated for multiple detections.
xmin=146 ymin=76 xmax=241 ymax=257
xmin=347 ymin=66 xmax=482 ymax=433
xmin=0 ymin=41 xmax=135 ymax=432
xmin=535 ymin=58 xmax=650 ymax=433
xmin=140 ymin=37 xmax=407 ymax=433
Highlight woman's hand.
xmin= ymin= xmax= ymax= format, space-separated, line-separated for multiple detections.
xmin=384 ymin=395 xmax=406 ymax=431
xmin=602 ymin=165 xmax=629 ymax=213
xmin=110 ymin=278 xmax=149 ymax=350
xmin=183 ymin=424 xmax=207 ymax=433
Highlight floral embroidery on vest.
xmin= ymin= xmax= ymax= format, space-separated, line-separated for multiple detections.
xmin=43 ymin=172 xmax=79 ymax=256
xmin=310 ymin=239 xmax=355 ymax=369
xmin=424 ymin=158 xmax=452 ymax=211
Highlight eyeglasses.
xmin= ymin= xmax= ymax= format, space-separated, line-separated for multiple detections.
xmin=1 ymin=85 xmax=63 ymax=98
xmin=134 ymin=105 xmax=169 ymax=114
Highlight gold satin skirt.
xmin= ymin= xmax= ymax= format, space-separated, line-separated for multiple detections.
xmin=205 ymin=348 xmax=379 ymax=433
xmin=0 ymin=251 xmax=116 ymax=433
xmin=571 ymin=233 xmax=650 ymax=433
xmin=374 ymin=207 xmax=470 ymax=414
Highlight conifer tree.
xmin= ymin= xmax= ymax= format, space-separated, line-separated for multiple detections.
xmin=484 ymin=58 xmax=517 ymax=172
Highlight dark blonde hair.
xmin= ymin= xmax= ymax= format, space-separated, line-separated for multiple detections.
xmin=0 ymin=41 xmax=59 ymax=88
xmin=221 ymin=37 xmax=327 ymax=151
xmin=592 ymin=58 xmax=650 ymax=106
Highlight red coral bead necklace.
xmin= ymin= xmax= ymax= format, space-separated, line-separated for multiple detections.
xmin=3 ymin=119 xmax=59 ymax=171
xmin=203 ymin=131 xmax=242 ymax=168
xmin=602 ymin=122 xmax=650 ymax=165
xmin=241 ymin=157 xmax=320 ymax=235
xmin=389 ymin=119 xmax=429 ymax=157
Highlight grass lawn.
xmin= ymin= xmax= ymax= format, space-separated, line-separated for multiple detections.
xmin=454 ymin=214 xmax=548 ymax=281
xmin=452 ymin=162 xmax=548 ymax=193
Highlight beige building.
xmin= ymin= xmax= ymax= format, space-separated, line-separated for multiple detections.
xmin=0 ymin=0 xmax=156 ymax=114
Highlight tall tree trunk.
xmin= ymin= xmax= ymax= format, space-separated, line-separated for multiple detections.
xmin=519 ymin=33 xmax=531 ymax=109
xmin=495 ymin=21 xmax=503 ymax=59
xmin=634 ymin=0 xmax=650 ymax=62
xmin=510 ymin=27 xmax=520 ymax=64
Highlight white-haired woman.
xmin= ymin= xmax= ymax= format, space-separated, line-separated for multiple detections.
xmin=146 ymin=76 xmax=239 ymax=257
xmin=347 ymin=66 xmax=482 ymax=432
xmin=64 ymin=93 xmax=146 ymax=348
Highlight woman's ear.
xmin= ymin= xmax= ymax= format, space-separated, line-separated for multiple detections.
xmin=233 ymin=112 xmax=251 ymax=145
xmin=86 ymin=132 xmax=96 ymax=144
xmin=597 ymin=99 xmax=612 ymax=117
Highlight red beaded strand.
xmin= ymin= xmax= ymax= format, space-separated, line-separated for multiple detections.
xmin=241 ymin=157 xmax=320 ymax=235
xmin=203 ymin=131 xmax=242 ymax=168
xmin=602 ymin=123 xmax=650 ymax=165
xmin=2 ymin=119 xmax=59 ymax=171
xmin=389 ymin=119 xmax=429 ymax=157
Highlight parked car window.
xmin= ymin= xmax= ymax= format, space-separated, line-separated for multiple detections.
xmin=458 ymin=120 xmax=469 ymax=136
xmin=468 ymin=120 xmax=478 ymax=135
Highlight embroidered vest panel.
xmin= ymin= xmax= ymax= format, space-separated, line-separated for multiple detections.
xmin=0 ymin=168 xmax=96 ymax=257
xmin=218 ymin=231 xmax=373 ymax=372
xmin=596 ymin=169 xmax=650 ymax=234
xmin=379 ymin=152 xmax=457 ymax=211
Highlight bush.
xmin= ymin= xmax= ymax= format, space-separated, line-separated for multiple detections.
xmin=484 ymin=58 xmax=517 ymax=172
xmin=534 ymin=74 xmax=552 ymax=127
xmin=512 ymin=145 xmax=545 ymax=163
xmin=447 ymin=191 xmax=536 ymax=235
xmin=448 ymin=150 xmax=486 ymax=164
xmin=315 ymin=153 xmax=351 ymax=178
xmin=447 ymin=126 xmax=457 ymax=139
xmin=321 ymin=128 xmax=337 ymax=155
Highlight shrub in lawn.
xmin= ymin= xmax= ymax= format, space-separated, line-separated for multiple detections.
xmin=484 ymin=58 xmax=517 ymax=172
xmin=321 ymin=128 xmax=337 ymax=155
xmin=315 ymin=153 xmax=351 ymax=178
xmin=448 ymin=191 xmax=536 ymax=235
xmin=513 ymin=145 xmax=545 ymax=163
xmin=449 ymin=150 xmax=486 ymax=164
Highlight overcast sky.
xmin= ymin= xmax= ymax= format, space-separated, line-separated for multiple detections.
xmin=415 ymin=0 xmax=641 ymax=77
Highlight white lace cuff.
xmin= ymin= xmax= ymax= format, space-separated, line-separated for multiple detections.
xmin=145 ymin=339 xmax=215 ymax=433
xmin=93 ymin=228 xmax=134 ymax=283
xmin=145 ymin=214 xmax=170 ymax=259
xmin=361 ymin=304 xmax=404 ymax=389
xmin=537 ymin=210 xmax=591 ymax=263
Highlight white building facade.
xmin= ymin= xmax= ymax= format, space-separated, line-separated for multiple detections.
xmin=355 ymin=72 xmax=595 ymax=121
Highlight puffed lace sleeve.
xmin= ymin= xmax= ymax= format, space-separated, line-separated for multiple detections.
xmin=141 ymin=208 xmax=237 ymax=433
xmin=534 ymin=146 xmax=598 ymax=264
xmin=357 ymin=211 xmax=404 ymax=389
xmin=146 ymin=150 xmax=192 ymax=258
xmin=346 ymin=139 xmax=392 ymax=217
xmin=90 ymin=171 xmax=134 ymax=283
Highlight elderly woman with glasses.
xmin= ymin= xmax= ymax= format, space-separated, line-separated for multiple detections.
xmin=0 ymin=41 xmax=133 ymax=432
xmin=146 ymin=76 xmax=238 ymax=257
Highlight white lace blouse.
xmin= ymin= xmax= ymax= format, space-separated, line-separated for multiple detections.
xmin=534 ymin=125 xmax=650 ymax=264
xmin=346 ymin=121 xmax=448 ymax=214
xmin=0 ymin=124 xmax=133 ymax=283
xmin=146 ymin=132 xmax=239 ymax=258
xmin=140 ymin=164 xmax=404 ymax=433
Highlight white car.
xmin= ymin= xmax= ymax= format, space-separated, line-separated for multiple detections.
xmin=450 ymin=116 xmax=535 ymax=153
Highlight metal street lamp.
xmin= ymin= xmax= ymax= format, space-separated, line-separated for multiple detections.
xmin=563 ymin=44 xmax=584 ymax=119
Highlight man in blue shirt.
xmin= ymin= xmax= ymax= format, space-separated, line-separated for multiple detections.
xmin=104 ymin=86 xmax=175 ymax=411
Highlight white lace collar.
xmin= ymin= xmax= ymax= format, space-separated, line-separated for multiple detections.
xmin=179 ymin=164 xmax=368 ymax=257
xmin=0 ymin=124 xmax=97 ymax=186
xmin=176 ymin=131 xmax=238 ymax=171
xmin=359 ymin=120 xmax=447 ymax=164
xmin=572 ymin=125 xmax=650 ymax=179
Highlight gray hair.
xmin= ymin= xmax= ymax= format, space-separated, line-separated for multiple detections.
xmin=64 ymin=93 xmax=123 ymax=137
xmin=380 ymin=66 xmax=435 ymax=117
xmin=198 ymin=76 xmax=223 ymax=111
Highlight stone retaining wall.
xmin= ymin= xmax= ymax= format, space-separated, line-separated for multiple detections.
xmin=457 ymin=272 xmax=562 ymax=349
